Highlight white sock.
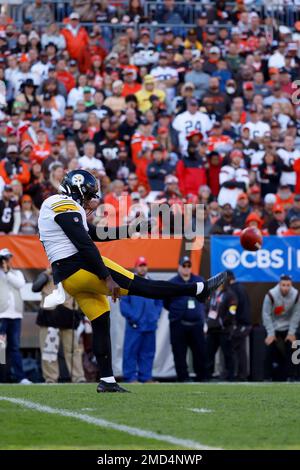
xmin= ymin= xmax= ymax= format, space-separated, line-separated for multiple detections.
xmin=101 ymin=376 xmax=116 ymax=383
xmin=196 ymin=282 xmax=204 ymax=295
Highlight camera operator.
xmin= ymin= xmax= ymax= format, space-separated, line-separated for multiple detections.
xmin=0 ymin=248 xmax=30 ymax=384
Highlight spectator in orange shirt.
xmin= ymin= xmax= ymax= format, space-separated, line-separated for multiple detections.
xmin=31 ymin=129 xmax=52 ymax=164
xmin=207 ymin=121 xmax=233 ymax=154
xmin=61 ymin=12 xmax=89 ymax=73
xmin=121 ymin=69 xmax=142 ymax=97
xmin=0 ymin=145 xmax=30 ymax=186
xmin=276 ymin=184 xmax=295 ymax=211
xmin=104 ymin=179 xmax=132 ymax=227
xmin=56 ymin=57 xmax=76 ymax=93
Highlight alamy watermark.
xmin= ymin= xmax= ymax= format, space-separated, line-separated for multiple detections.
xmin=94 ymin=199 xmax=205 ymax=251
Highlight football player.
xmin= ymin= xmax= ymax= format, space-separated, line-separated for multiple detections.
xmin=38 ymin=169 xmax=226 ymax=392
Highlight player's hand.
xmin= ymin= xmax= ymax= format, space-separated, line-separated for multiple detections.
xmin=105 ymin=275 xmax=121 ymax=302
xmin=265 ymin=335 xmax=276 ymax=346
xmin=285 ymin=334 xmax=296 ymax=344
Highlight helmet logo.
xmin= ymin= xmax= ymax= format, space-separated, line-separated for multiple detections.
xmin=71 ymin=174 xmax=85 ymax=186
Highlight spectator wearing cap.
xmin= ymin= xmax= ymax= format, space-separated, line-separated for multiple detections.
xmin=146 ymin=146 xmax=173 ymax=195
xmin=163 ymin=256 xmax=206 ymax=382
xmin=78 ymin=141 xmax=106 ymax=176
xmin=0 ymin=248 xmax=29 ymax=384
xmin=268 ymin=203 xmax=288 ymax=235
xmin=135 ymin=75 xmax=166 ymax=114
xmin=104 ymin=80 xmax=126 ymax=115
xmin=10 ymin=55 xmax=38 ymax=98
xmin=40 ymin=92 xmax=62 ymax=122
xmin=210 ymin=203 xmax=238 ymax=235
xmin=176 ymin=139 xmax=207 ymax=197
xmin=61 ymin=12 xmax=89 ymax=73
xmin=131 ymin=117 xmax=158 ymax=167
xmin=172 ymin=82 xmax=195 ymax=115
xmin=172 ymin=98 xmax=212 ymax=154
xmin=262 ymin=274 xmax=300 ymax=381
xmin=0 ymin=145 xmax=30 ymax=187
xmin=257 ymin=150 xmax=282 ymax=197
xmin=132 ymin=29 xmax=158 ymax=67
xmin=244 ymin=105 xmax=271 ymax=141
xmin=15 ymin=79 xmax=37 ymax=112
xmin=121 ymin=69 xmax=141 ymax=97
xmin=218 ymin=149 xmax=249 ymax=208
xmin=233 ymin=192 xmax=251 ymax=229
xmin=19 ymin=194 xmax=38 ymax=235
xmin=96 ymin=117 xmax=124 ymax=162
xmin=184 ymin=57 xmax=210 ymax=100
xmin=183 ymin=28 xmax=203 ymax=51
xmin=207 ymin=121 xmax=233 ymax=154
xmin=150 ymin=51 xmax=178 ymax=102
xmin=120 ymin=257 xmax=162 ymax=383
xmin=31 ymin=50 xmax=51 ymax=84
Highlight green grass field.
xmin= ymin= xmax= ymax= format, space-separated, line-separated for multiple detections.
xmin=0 ymin=382 xmax=300 ymax=450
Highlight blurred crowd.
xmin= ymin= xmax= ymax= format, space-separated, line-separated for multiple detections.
xmin=0 ymin=1 xmax=300 ymax=236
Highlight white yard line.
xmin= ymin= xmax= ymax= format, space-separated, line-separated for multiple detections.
xmin=187 ymin=408 xmax=213 ymax=414
xmin=0 ymin=396 xmax=222 ymax=450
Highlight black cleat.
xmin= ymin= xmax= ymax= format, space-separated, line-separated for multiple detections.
xmin=197 ymin=272 xmax=228 ymax=301
xmin=96 ymin=380 xmax=130 ymax=393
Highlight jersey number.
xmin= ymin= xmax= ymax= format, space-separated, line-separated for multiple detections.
xmin=1 ymin=208 xmax=12 ymax=223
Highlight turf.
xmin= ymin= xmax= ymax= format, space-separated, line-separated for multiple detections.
xmin=0 ymin=382 xmax=299 ymax=450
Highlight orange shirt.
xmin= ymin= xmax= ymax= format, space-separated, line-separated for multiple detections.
xmin=122 ymin=82 xmax=142 ymax=97
xmin=56 ymin=70 xmax=76 ymax=93
xmin=31 ymin=143 xmax=52 ymax=164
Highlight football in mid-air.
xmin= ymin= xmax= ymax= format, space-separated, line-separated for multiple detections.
xmin=240 ymin=227 xmax=263 ymax=251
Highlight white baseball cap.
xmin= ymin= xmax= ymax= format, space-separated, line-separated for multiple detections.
xmin=0 ymin=248 xmax=13 ymax=258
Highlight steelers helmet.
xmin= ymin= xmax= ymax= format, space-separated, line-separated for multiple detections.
xmin=59 ymin=170 xmax=99 ymax=205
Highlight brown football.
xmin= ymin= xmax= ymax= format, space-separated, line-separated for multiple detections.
xmin=240 ymin=227 xmax=263 ymax=251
